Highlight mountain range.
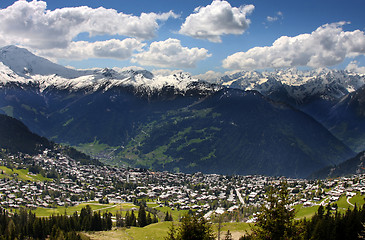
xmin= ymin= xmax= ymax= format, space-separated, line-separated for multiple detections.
xmin=215 ymin=68 xmax=365 ymax=153
xmin=215 ymin=68 xmax=365 ymax=103
xmin=0 ymin=45 xmax=364 ymax=178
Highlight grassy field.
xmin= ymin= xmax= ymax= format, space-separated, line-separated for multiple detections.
xmin=350 ymin=193 xmax=365 ymax=206
xmin=83 ymin=222 xmax=171 ymax=240
xmin=294 ymin=193 xmax=365 ymax=220
xmin=0 ymin=166 xmax=49 ymax=181
xmin=33 ymin=201 xmax=186 ymax=218
xmin=336 ymin=193 xmax=365 ymax=212
xmin=336 ymin=195 xmax=352 ymax=211
xmin=77 ymin=141 xmax=112 ymax=156
xmin=153 ymin=205 xmax=191 ymax=221
xmin=217 ymin=222 xmax=251 ymax=239
xmin=33 ymin=202 xmax=146 ymax=217
xmin=103 ymin=203 xmax=139 ymax=215
xmin=294 ymin=204 xmax=320 ymax=219
xmin=34 ymin=202 xmax=124 ymax=217
xmin=83 ymin=221 xmax=251 ymax=240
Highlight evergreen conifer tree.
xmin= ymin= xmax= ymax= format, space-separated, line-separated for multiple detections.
xmin=138 ymin=205 xmax=148 ymax=227
xmin=153 ymin=214 xmax=159 ymax=223
xmin=165 ymin=213 xmax=215 ymax=240
xmin=130 ymin=210 xmax=137 ymax=226
xmin=147 ymin=212 xmax=152 ymax=225
xmin=250 ymin=182 xmax=299 ymax=240
xmin=116 ymin=212 xmax=125 ymax=227
xmin=125 ymin=211 xmax=131 ymax=227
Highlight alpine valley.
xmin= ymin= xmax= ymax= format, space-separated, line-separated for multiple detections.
xmin=1 ymin=45 xmax=364 ymax=178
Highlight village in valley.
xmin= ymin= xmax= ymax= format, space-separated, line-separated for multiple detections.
xmin=0 ymin=148 xmax=364 ymax=224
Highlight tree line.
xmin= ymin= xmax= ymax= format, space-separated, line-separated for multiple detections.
xmin=300 ymin=204 xmax=365 ymax=240
xmin=115 ymin=204 xmax=158 ymax=228
xmin=0 ymin=202 xmax=160 ymax=239
xmin=242 ymin=182 xmax=365 ymax=240
xmin=0 ymin=205 xmax=111 ymax=240
xmin=164 ymin=182 xmax=365 ymax=240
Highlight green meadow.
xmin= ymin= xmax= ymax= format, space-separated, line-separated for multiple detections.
xmin=34 ymin=202 xmax=139 ymax=217
xmin=294 ymin=193 xmax=365 ymax=219
xmin=153 ymin=205 xmax=191 ymax=221
xmin=0 ymin=166 xmax=49 ymax=182
xmin=83 ymin=221 xmax=251 ymax=240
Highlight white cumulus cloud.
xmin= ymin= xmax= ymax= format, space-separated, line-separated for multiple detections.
xmin=35 ymin=39 xmax=145 ymax=60
xmin=194 ymin=70 xmax=239 ymax=82
xmin=0 ymin=0 xmax=177 ymax=49
xmin=223 ymin=22 xmax=365 ymax=70
xmin=132 ymin=38 xmax=211 ymax=68
xmin=179 ymin=0 xmax=254 ymax=43
xmin=346 ymin=61 xmax=365 ymax=74
xmin=194 ymin=70 xmax=225 ymax=82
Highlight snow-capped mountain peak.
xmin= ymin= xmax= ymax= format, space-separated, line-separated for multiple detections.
xmin=0 ymin=45 xmax=218 ymax=96
xmin=0 ymin=45 xmax=83 ymax=79
xmin=1 ymin=45 xmax=364 ymax=100
xmin=216 ymin=68 xmax=365 ymax=101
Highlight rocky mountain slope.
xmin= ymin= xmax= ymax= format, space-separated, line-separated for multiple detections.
xmin=0 ymin=45 xmax=359 ymax=177
xmin=0 ymin=45 xmax=220 ymax=97
xmin=311 ymin=150 xmax=365 ymax=179
xmin=322 ymin=86 xmax=365 ymax=152
xmin=0 ymin=113 xmax=101 ymax=165
xmin=0 ymin=113 xmax=52 ymax=154
xmin=216 ymin=69 xmax=365 ymax=152
xmin=216 ymin=68 xmax=365 ymax=103
xmin=0 ymin=83 xmax=354 ymax=177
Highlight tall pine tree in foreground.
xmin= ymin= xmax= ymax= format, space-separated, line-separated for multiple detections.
xmin=165 ymin=213 xmax=215 ymax=240
xmin=243 ymin=182 xmax=302 ymax=240
xmin=138 ymin=205 xmax=147 ymax=227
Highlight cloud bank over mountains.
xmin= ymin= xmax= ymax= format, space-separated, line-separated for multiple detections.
xmin=0 ymin=0 xmax=177 ymax=48
xmin=39 ymin=39 xmax=146 ymax=61
xmin=346 ymin=61 xmax=365 ymax=74
xmin=132 ymin=38 xmax=211 ymax=68
xmin=0 ymin=0 xmax=364 ymax=73
xmin=0 ymin=0 xmax=182 ymax=65
xmin=223 ymin=22 xmax=365 ymax=70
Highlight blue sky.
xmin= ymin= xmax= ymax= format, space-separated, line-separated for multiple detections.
xmin=0 ymin=0 xmax=364 ymax=76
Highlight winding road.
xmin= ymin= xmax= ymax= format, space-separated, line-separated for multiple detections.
xmin=347 ymin=196 xmax=355 ymax=207
xmin=235 ymin=188 xmax=245 ymax=206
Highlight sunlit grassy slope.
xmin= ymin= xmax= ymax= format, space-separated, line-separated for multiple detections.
xmin=0 ymin=166 xmax=49 ymax=181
